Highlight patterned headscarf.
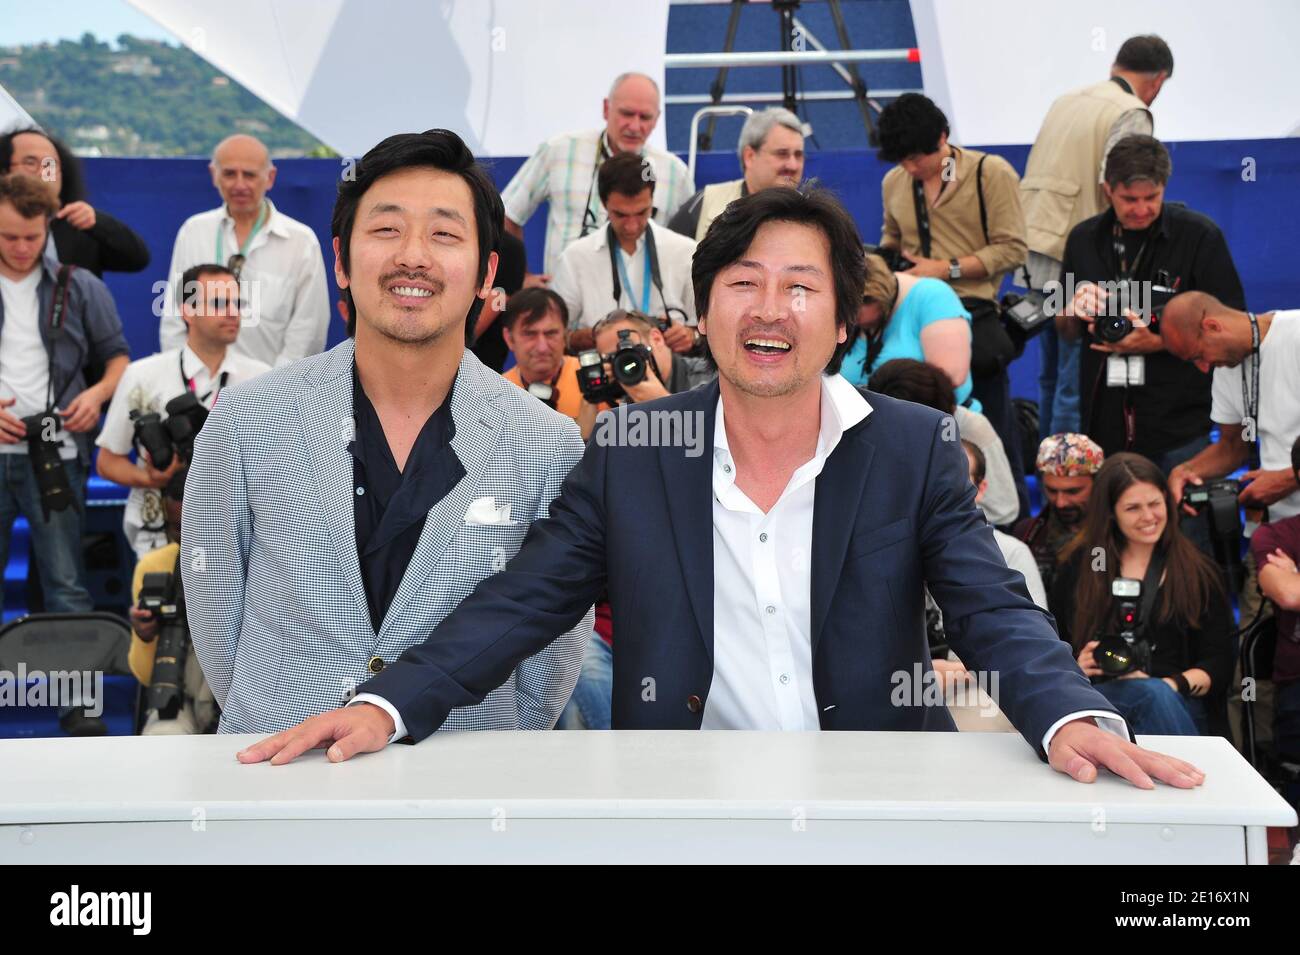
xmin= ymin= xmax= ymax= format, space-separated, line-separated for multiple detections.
xmin=1036 ymin=433 xmax=1104 ymax=476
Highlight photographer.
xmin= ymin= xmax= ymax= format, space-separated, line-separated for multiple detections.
xmin=499 ymin=287 xmax=585 ymax=422
xmin=1012 ymin=432 xmax=1105 ymax=597
xmin=128 ymin=469 xmax=216 ymax=735
xmin=875 ymin=93 xmax=1029 ymax=519
xmin=841 ymin=251 xmax=976 ymax=407
xmin=1051 ymin=452 xmax=1233 ymax=736
xmin=550 ymin=152 xmax=698 ymax=355
xmin=574 ymin=308 xmax=712 ymax=440
xmin=1065 ymin=136 xmax=1244 ymax=473
xmin=0 ymin=173 xmax=128 ymax=615
xmin=96 ymin=263 xmax=269 ymax=557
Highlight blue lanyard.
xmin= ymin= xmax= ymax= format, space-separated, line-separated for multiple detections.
xmin=615 ymin=244 xmax=652 ymax=312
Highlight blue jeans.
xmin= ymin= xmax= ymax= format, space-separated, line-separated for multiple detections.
xmin=1038 ymin=322 xmax=1059 ymax=439
xmin=1052 ymin=332 xmax=1081 ymax=435
xmin=1096 ymin=677 xmax=1206 ymax=736
xmin=0 ymin=453 xmax=92 ymax=613
xmin=557 ymin=632 xmax=612 ymax=730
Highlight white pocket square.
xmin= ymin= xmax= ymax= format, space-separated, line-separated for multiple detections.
xmin=464 ymin=496 xmax=518 ymax=526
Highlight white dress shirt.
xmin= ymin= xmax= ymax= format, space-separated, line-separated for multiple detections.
xmin=549 ymin=220 xmax=697 ymax=330
xmin=97 ymin=344 xmax=270 ymax=556
xmin=704 ymin=373 xmax=1127 ymax=751
xmin=161 ymin=199 xmax=329 ymax=367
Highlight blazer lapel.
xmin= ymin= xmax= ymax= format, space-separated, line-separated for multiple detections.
xmin=296 ymin=339 xmax=372 ymax=629
xmin=658 ymin=380 xmax=720 ymax=665
xmin=379 ymin=351 xmax=505 ymax=635
xmin=810 ymin=418 xmax=876 ymax=657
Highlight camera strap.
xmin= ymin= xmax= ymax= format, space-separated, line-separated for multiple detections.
xmin=607 ymin=223 xmax=653 ymax=313
xmin=1135 ymin=546 xmax=1167 ymax=644
xmin=178 ymin=350 xmax=229 ymax=405
xmin=44 ymin=264 xmax=77 ymax=414
xmin=580 ymin=135 xmax=614 ymax=238
xmin=1242 ymin=312 xmax=1262 ymax=470
xmin=910 ymin=152 xmax=987 ymax=260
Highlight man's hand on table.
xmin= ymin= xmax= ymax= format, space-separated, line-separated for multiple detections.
xmin=1048 ymin=718 xmax=1205 ymax=789
xmin=237 ymin=703 xmax=396 ymax=765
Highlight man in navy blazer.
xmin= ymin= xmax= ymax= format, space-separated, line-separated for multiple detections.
xmin=244 ymin=187 xmax=1204 ymax=790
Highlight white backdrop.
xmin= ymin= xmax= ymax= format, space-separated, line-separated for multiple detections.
xmin=127 ymin=0 xmax=672 ymax=157
xmin=910 ymin=0 xmax=1300 ymax=144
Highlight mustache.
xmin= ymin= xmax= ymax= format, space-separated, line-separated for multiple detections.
xmin=379 ymin=270 xmax=445 ymax=293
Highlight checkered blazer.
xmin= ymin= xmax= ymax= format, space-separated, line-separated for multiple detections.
xmin=181 ymin=339 xmax=591 ymax=734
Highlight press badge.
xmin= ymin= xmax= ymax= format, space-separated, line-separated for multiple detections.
xmin=1106 ymin=354 xmax=1145 ymax=387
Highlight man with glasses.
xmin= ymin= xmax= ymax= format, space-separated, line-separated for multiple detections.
xmin=501 ymin=73 xmax=693 ymax=289
xmin=550 ymin=152 xmax=698 ymax=355
xmin=669 ymin=107 xmax=805 ymax=242
xmin=161 ymin=134 xmax=328 ymax=367
xmin=98 ymin=263 xmax=269 ymax=558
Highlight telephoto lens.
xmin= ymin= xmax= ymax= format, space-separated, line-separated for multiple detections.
xmin=22 ymin=411 xmax=75 ymax=521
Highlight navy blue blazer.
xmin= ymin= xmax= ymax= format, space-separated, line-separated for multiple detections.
xmin=362 ymin=379 xmax=1125 ymax=755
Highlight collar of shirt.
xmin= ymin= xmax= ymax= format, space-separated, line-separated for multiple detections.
xmin=216 ymin=197 xmax=291 ymax=249
xmin=594 ymin=223 xmax=649 ymax=256
xmin=179 ymin=344 xmax=236 ymax=397
xmin=712 ymin=373 xmax=872 ymax=512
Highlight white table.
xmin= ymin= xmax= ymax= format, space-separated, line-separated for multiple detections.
xmin=1 ymin=731 xmax=1293 ymax=863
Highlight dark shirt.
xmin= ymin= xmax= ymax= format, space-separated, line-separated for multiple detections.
xmin=51 ymin=210 xmax=151 ymax=277
xmin=1066 ymin=202 xmax=1245 ymax=458
xmin=667 ymin=181 xmax=748 ymax=240
xmin=470 ymin=231 xmax=526 ymax=372
xmin=350 ymin=365 xmax=465 ymax=633
xmin=1012 ymin=506 xmax=1079 ymax=597
xmin=1250 ymin=516 xmax=1300 ymax=686
xmin=1050 ymin=549 xmax=1235 ymax=695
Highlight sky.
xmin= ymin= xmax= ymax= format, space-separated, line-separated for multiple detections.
xmin=0 ymin=0 xmax=174 ymax=48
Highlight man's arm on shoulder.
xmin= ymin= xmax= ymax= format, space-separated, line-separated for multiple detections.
xmin=356 ymin=419 xmax=613 ymax=741
xmin=511 ymin=420 xmax=595 ymax=728
xmin=180 ymin=393 xmax=253 ymax=708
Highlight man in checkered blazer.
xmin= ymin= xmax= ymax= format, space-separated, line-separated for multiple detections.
xmin=182 ymin=130 xmax=591 ymax=738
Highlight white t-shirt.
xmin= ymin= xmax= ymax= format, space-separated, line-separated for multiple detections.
xmin=0 ymin=269 xmax=76 ymax=459
xmin=993 ymin=529 xmax=1048 ymax=609
xmin=97 ymin=345 xmax=270 ymax=556
xmin=1210 ymin=310 xmax=1300 ymax=521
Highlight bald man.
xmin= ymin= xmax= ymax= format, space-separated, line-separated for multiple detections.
xmin=1162 ymin=292 xmax=1300 ymax=521
xmin=161 ymin=134 xmax=328 ymax=367
xmin=500 ymin=72 xmax=694 ymax=286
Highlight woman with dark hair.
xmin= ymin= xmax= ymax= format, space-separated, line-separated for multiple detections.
xmin=1050 ymin=452 xmax=1233 ymax=736
xmin=0 ymin=126 xmax=150 ymax=276
xmin=840 ymin=251 xmax=978 ymax=410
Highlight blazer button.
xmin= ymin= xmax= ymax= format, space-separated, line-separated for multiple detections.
xmin=368 ymin=656 xmax=385 ymax=674
xmin=686 ymin=694 xmax=702 ymax=713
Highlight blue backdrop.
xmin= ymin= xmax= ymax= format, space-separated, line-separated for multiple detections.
xmin=86 ymin=137 xmax=1299 ymax=404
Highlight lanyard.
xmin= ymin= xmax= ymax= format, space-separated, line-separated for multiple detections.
xmin=215 ymin=201 xmax=268 ymax=264
xmin=1111 ymin=221 xmax=1151 ymax=280
xmin=179 ymin=350 xmax=228 ymax=405
xmin=615 ymin=243 xmax=653 ymax=312
xmin=1243 ymin=312 xmax=1261 ymax=469
xmin=579 ymin=135 xmax=614 ymax=238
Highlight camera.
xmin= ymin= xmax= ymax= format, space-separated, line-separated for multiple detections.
xmin=139 ymin=569 xmax=189 ymax=716
xmin=1090 ymin=281 xmax=1177 ymax=344
xmin=1182 ymin=478 xmax=1245 ymax=588
xmin=1093 ymin=577 xmax=1152 ymax=678
xmin=22 ymin=410 xmax=76 ymax=521
xmin=864 ymin=244 xmax=912 ymax=273
xmin=525 ymin=381 xmax=557 ymax=409
xmin=1000 ymin=290 xmax=1052 ymax=338
xmin=577 ymin=329 xmax=657 ymax=404
xmin=129 ymin=392 xmax=210 ymax=472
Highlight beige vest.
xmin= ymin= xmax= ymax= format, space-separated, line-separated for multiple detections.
xmin=695 ymin=179 xmax=746 ymax=240
xmin=1020 ymin=79 xmax=1149 ymax=262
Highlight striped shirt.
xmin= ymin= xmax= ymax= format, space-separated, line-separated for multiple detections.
xmin=501 ymin=129 xmax=694 ymax=276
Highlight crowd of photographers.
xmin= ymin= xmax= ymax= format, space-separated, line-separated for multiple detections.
xmin=1 ymin=36 xmax=1298 ymax=795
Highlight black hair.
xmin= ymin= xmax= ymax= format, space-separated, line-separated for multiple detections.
xmin=1292 ymin=433 xmax=1300 ymax=478
xmin=1103 ymin=134 xmax=1172 ymax=188
xmin=597 ymin=152 xmax=655 ymax=205
xmin=692 ymin=185 xmax=865 ymax=376
xmin=1115 ymin=35 xmax=1174 ymax=76
xmin=865 ymin=358 xmax=957 ymax=414
xmin=177 ymin=263 xmax=236 ymax=308
xmin=331 ymin=129 xmax=503 ymax=337
xmin=875 ymin=94 xmax=949 ymax=163
xmin=0 ymin=126 xmax=87 ymax=205
xmin=499 ymin=287 xmax=569 ymax=333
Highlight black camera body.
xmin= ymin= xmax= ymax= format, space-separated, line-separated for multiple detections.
xmin=130 ymin=391 xmax=210 ymax=472
xmin=1000 ymin=290 xmax=1052 ymax=338
xmin=864 ymin=244 xmax=912 ymax=273
xmin=22 ymin=410 xmax=75 ymax=521
xmin=139 ymin=570 xmax=188 ymax=716
xmin=1182 ymin=477 xmax=1245 ymax=588
xmin=1091 ymin=281 xmax=1177 ymax=344
xmin=1094 ymin=577 xmax=1153 ymax=678
xmin=577 ymin=329 xmax=656 ymax=404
